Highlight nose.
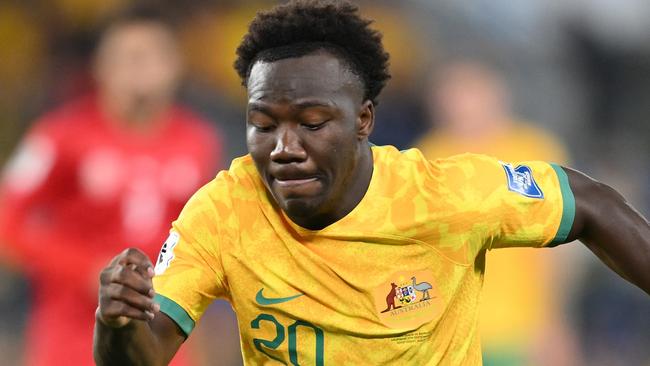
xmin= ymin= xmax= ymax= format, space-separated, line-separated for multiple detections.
xmin=270 ymin=126 xmax=307 ymax=163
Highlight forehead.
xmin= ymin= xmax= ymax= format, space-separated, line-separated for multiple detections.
xmin=247 ymin=52 xmax=362 ymax=104
xmin=99 ymin=22 xmax=175 ymax=55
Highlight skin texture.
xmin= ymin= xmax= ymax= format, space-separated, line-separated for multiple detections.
xmin=93 ymin=51 xmax=650 ymax=365
xmin=564 ymin=168 xmax=650 ymax=295
xmin=246 ymin=51 xmax=374 ymax=229
xmin=94 ymin=248 xmax=185 ymax=366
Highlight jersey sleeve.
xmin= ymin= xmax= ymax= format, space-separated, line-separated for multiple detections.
xmin=0 ymin=120 xmax=106 ymax=292
xmin=152 ymin=177 xmax=231 ymax=336
xmin=439 ymin=154 xmax=575 ymax=257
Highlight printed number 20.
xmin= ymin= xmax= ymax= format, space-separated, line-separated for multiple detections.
xmin=251 ymin=313 xmax=324 ymax=365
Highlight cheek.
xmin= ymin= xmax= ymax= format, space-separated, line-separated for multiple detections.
xmin=326 ymin=132 xmax=358 ymax=180
xmin=245 ymin=127 xmax=257 ymax=151
xmin=246 ymin=128 xmax=264 ymax=163
xmin=246 ymin=129 xmax=270 ymax=164
xmin=246 ymin=126 xmax=269 ymax=150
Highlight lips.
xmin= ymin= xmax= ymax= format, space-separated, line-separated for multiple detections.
xmin=269 ymin=167 xmax=320 ymax=183
xmin=274 ymin=176 xmax=318 ymax=187
xmin=269 ymin=169 xmax=322 ymax=196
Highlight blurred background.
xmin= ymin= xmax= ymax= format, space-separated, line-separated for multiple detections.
xmin=0 ymin=0 xmax=648 ymax=365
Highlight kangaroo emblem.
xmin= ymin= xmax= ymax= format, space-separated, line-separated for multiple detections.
xmin=381 ymin=283 xmax=402 ymax=313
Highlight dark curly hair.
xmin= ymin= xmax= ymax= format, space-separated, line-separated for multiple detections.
xmin=234 ymin=0 xmax=391 ymax=105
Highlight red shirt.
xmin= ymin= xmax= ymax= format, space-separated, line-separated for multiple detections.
xmin=0 ymin=97 xmax=223 ymax=366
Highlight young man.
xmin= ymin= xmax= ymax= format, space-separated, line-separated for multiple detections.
xmin=93 ymin=1 xmax=650 ymax=365
xmin=0 ymin=6 xmax=222 ymax=366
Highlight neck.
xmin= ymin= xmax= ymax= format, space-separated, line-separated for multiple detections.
xmin=101 ymin=95 xmax=172 ymax=133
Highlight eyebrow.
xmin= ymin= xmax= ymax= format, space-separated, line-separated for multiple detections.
xmin=248 ymin=99 xmax=336 ymax=114
xmin=291 ymin=100 xmax=335 ymax=110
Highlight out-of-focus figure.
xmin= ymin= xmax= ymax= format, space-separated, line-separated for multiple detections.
xmin=416 ymin=60 xmax=581 ymax=366
xmin=0 ymin=6 xmax=223 ymax=366
xmin=417 ymin=60 xmax=568 ymax=164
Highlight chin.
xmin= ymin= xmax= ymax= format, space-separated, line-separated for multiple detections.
xmin=281 ymin=196 xmax=324 ymax=222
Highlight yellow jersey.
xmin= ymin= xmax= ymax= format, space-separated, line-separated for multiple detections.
xmin=153 ymin=145 xmax=574 ymax=365
xmin=416 ymin=122 xmax=571 ymax=361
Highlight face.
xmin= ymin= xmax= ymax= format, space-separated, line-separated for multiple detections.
xmin=430 ymin=61 xmax=509 ymax=135
xmin=94 ymin=21 xmax=181 ymax=122
xmin=246 ymin=52 xmax=374 ymax=229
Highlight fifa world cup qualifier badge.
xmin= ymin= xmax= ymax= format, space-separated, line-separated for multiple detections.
xmin=372 ymin=270 xmax=443 ymax=329
xmin=500 ymin=162 xmax=544 ymax=199
xmin=155 ymin=232 xmax=179 ymax=275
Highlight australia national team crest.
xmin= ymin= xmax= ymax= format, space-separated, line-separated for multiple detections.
xmin=372 ymin=270 xmax=443 ymax=329
xmin=500 ymin=162 xmax=544 ymax=199
xmin=396 ymin=284 xmax=417 ymax=304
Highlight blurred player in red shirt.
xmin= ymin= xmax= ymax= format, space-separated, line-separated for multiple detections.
xmin=0 ymin=6 xmax=222 ymax=366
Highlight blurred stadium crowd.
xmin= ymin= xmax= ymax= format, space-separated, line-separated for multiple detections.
xmin=0 ymin=1 xmax=648 ymax=365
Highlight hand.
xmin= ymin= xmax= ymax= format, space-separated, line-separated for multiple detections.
xmin=96 ymin=248 xmax=160 ymax=328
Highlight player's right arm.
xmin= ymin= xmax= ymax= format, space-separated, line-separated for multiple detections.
xmin=93 ymin=248 xmax=186 ymax=366
xmin=94 ymin=176 xmax=231 ymax=365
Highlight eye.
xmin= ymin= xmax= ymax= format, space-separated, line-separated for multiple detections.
xmin=301 ymin=120 xmax=329 ymax=131
xmin=253 ymin=124 xmax=274 ymax=132
xmin=247 ymin=118 xmax=275 ymax=132
xmin=247 ymin=110 xmax=276 ymax=132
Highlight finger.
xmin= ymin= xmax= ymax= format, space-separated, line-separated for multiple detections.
xmin=106 ymin=283 xmax=159 ymax=313
xmin=101 ymin=301 xmax=155 ymax=322
xmin=130 ymin=262 xmax=156 ymax=279
xmin=107 ymin=253 xmax=123 ymax=267
xmin=110 ymin=264 xmax=154 ymax=297
xmin=118 ymin=248 xmax=154 ymax=269
xmin=99 ymin=255 xmax=132 ymax=285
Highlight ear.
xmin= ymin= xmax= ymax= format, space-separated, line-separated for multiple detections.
xmin=356 ymin=100 xmax=375 ymax=140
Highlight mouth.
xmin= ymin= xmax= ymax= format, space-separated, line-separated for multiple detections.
xmin=273 ymin=177 xmax=318 ymax=187
xmin=269 ymin=172 xmax=322 ymax=198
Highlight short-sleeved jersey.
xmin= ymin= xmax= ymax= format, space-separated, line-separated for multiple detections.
xmin=153 ymin=145 xmax=575 ymax=365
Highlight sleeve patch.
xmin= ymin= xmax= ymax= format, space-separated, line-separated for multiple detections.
xmin=154 ymin=232 xmax=179 ymax=275
xmin=500 ymin=162 xmax=544 ymax=199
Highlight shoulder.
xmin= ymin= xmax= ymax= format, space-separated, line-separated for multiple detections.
xmin=16 ymin=97 xmax=101 ymax=156
xmin=30 ymin=97 xmax=98 ymax=139
xmin=0 ymin=98 xmax=97 ymax=194
xmin=223 ymin=154 xmax=263 ymax=192
xmin=382 ymin=148 xmax=513 ymax=206
xmin=371 ymin=144 xmax=436 ymax=174
xmin=373 ymin=145 xmax=500 ymax=182
xmin=188 ymin=155 xmax=263 ymax=209
xmin=177 ymin=155 xmax=264 ymax=237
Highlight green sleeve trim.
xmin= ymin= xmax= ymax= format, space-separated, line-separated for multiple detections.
xmin=549 ymin=163 xmax=575 ymax=246
xmin=154 ymin=293 xmax=195 ymax=337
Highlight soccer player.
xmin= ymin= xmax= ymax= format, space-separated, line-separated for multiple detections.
xmin=0 ymin=5 xmax=222 ymax=366
xmin=93 ymin=1 xmax=650 ymax=365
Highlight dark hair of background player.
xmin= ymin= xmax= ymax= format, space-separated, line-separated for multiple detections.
xmin=234 ymin=0 xmax=391 ymax=105
xmin=95 ymin=2 xmax=178 ymax=47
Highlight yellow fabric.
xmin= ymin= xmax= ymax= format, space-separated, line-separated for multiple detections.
xmin=416 ymin=122 xmax=569 ymax=351
xmin=153 ymin=145 xmax=566 ymax=365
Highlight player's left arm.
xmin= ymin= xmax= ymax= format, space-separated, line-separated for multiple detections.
xmin=562 ymin=167 xmax=650 ymax=295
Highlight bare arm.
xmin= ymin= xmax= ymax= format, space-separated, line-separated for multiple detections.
xmin=93 ymin=248 xmax=186 ymax=365
xmin=563 ymin=167 xmax=650 ymax=295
